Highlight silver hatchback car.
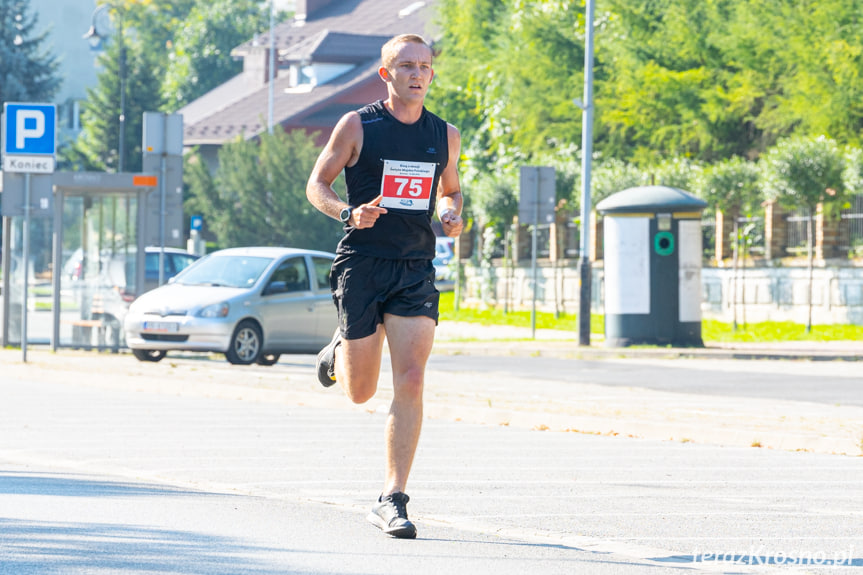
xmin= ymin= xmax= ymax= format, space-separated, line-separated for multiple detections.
xmin=123 ymin=247 xmax=338 ymax=365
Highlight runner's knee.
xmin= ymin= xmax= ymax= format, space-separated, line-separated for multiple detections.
xmin=393 ymin=367 xmax=424 ymax=401
xmin=342 ymin=375 xmax=377 ymax=404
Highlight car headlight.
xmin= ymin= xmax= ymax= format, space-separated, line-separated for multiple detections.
xmin=198 ymin=302 xmax=229 ymax=318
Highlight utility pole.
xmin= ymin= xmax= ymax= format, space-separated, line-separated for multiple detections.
xmin=577 ymin=0 xmax=596 ymax=347
xmin=268 ymin=0 xmax=276 ymax=134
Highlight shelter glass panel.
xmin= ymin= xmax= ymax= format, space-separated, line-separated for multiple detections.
xmin=58 ymin=194 xmax=139 ymax=351
xmin=1 ymin=216 xmax=54 ymax=346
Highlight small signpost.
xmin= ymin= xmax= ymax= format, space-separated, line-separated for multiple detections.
xmin=143 ymin=112 xmax=184 ymax=285
xmin=519 ymin=166 xmax=556 ymax=338
xmin=2 ymin=103 xmax=57 ymax=362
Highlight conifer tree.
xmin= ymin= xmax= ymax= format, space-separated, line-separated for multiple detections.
xmin=162 ymin=0 xmax=270 ymax=111
xmin=63 ymin=15 xmax=162 ymax=173
xmin=0 ymin=0 xmax=60 ymax=105
xmin=185 ymin=130 xmax=342 ymax=252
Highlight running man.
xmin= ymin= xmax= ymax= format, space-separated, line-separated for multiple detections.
xmin=306 ymin=33 xmax=463 ymax=539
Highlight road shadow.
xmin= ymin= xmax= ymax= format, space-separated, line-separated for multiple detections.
xmin=0 ymin=471 xmax=210 ymax=498
xmin=0 ymin=518 xmax=299 ymax=575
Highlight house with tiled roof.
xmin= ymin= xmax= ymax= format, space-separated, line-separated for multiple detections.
xmin=180 ymin=0 xmax=437 ymax=170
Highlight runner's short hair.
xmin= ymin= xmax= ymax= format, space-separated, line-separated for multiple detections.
xmin=381 ymin=34 xmax=431 ymax=70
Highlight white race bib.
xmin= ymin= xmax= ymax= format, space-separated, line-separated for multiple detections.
xmin=379 ymin=160 xmax=436 ymax=211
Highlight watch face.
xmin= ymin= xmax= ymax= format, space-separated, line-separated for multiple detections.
xmin=340 ymin=208 xmax=351 ymax=222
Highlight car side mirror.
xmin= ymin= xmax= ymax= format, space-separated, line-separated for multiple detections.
xmin=264 ymin=281 xmax=287 ymax=296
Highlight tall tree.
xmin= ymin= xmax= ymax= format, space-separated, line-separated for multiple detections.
xmin=0 ymin=0 xmax=60 ymax=104
xmin=432 ymin=0 xmax=863 ymax=165
xmin=696 ymin=158 xmax=762 ymax=221
xmin=63 ymin=25 xmax=161 ymax=173
xmin=429 ymin=0 xmax=586 ymax=162
xmin=123 ymin=0 xmax=197 ymax=64
xmin=762 ymin=136 xmax=846 ymax=331
xmin=598 ymin=0 xmax=758 ymax=163
xmin=695 ymin=158 xmax=762 ymax=328
xmin=591 ymin=159 xmax=645 ymax=205
xmin=162 ymin=0 xmax=270 ymax=111
xmin=732 ymin=0 xmax=863 ymax=148
xmin=426 ymin=0 xmax=507 ymax=148
xmin=185 ymin=130 xmax=342 ymax=251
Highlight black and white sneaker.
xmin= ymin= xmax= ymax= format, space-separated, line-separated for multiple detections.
xmin=367 ymin=492 xmax=417 ymax=539
xmin=316 ymin=328 xmax=340 ymax=388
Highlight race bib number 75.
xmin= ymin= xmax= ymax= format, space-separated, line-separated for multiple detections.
xmin=379 ymin=159 xmax=436 ymax=211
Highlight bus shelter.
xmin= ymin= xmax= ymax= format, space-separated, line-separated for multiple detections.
xmin=1 ymin=172 xmax=158 ymax=351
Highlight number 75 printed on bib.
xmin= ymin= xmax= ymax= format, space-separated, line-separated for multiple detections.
xmin=379 ymin=159 xmax=436 ymax=211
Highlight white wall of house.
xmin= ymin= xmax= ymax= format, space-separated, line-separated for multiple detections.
xmin=28 ymin=0 xmax=100 ymax=102
xmin=28 ymin=0 xmax=101 ymax=139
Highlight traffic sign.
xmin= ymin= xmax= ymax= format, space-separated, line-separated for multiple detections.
xmin=0 ymin=173 xmax=53 ymax=218
xmin=2 ymin=102 xmax=57 ymax=173
xmin=518 ymin=166 xmax=556 ymax=225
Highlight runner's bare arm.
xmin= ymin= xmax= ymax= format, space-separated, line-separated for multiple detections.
xmin=437 ymin=123 xmax=463 ymax=238
xmin=306 ymin=112 xmax=386 ymax=228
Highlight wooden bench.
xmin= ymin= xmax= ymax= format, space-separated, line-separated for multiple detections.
xmin=63 ymin=293 xmax=121 ymax=353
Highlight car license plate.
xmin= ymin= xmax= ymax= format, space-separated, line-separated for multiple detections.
xmin=142 ymin=321 xmax=179 ymax=333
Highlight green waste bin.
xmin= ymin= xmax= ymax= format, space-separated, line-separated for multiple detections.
xmin=596 ymin=186 xmax=708 ymax=347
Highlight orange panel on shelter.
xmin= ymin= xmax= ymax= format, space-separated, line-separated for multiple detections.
xmin=133 ymin=175 xmax=158 ymax=187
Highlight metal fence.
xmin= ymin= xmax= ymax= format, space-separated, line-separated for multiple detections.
xmin=701 ymin=218 xmax=716 ymax=260
xmin=785 ymin=208 xmax=812 ymax=255
xmin=784 ymin=195 xmax=863 ymax=257
xmin=563 ymin=221 xmax=580 ymax=258
xmin=700 ymin=215 xmax=764 ymax=260
xmin=840 ymin=194 xmax=863 ymax=256
xmin=491 ymin=195 xmax=863 ymax=264
xmin=737 ymin=215 xmax=765 ymax=257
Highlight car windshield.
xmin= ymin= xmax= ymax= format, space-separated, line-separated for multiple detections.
xmin=174 ymin=255 xmax=273 ymax=288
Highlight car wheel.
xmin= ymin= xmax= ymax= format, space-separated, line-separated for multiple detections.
xmin=225 ymin=320 xmax=262 ymax=365
xmin=132 ymin=349 xmax=166 ymax=362
xmin=256 ymin=353 xmax=280 ymax=366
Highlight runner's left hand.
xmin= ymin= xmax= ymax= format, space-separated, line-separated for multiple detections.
xmin=440 ymin=209 xmax=463 ymax=237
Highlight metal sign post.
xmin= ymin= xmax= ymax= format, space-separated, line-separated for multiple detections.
xmin=143 ymin=112 xmax=184 ymax=285
xmin=2 ymin=102 xmax=57 ymax=362
xmin=519 ymin=166 xmax=556 ymax=339
xmin=22 ymin=174 xmax=31 ymax=362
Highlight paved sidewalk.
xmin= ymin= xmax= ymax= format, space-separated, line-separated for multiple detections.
xmin=435 ymin=321 xmax=863 ymax=361
xmin=1 ymin=325 xmax=862 ymax=458
xmin=1 ymin=328 xmax=862 ymax=574
xmin=2 ymin=348 xmax=862 ymax=574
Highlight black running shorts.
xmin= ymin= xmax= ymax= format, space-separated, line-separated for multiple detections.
xmin=329 ymin=254 xmax=439 ymax=340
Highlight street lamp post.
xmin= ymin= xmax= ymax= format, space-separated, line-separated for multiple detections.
xmin=84 ymin=3 xmax=125 ymax=172
xmin=577 ymin=0 xmax=596 ymax=347
xmin=83 ymin=3 xmax=128 ymax=264
xmin=267 ymin=0 xmax=275 ymax=134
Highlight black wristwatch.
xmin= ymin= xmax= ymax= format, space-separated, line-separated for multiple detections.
xmin=339 ymin=206 xmax=353 ymax=223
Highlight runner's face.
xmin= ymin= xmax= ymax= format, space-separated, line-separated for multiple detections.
xmin=384 ymin=42 xmax=434 ymax=102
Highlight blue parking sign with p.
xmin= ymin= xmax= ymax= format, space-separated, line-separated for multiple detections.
xmin=3 ymin=103 xmax=56 ymax=156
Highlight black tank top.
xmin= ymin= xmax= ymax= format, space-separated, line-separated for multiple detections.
xmin=338 ymin=100 xmax=449 ymax=260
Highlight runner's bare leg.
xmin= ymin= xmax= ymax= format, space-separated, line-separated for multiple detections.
xmin=337 ymin=325 xmax=386 ymax=404
xmin=380 ymin=314 xmax=435 ymax=495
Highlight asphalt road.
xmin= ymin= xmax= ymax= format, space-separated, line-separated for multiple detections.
xmin=427 ymin=354 xmax=863 ymax=406
xmin=1 ymin=347 xmax=862 ymax=574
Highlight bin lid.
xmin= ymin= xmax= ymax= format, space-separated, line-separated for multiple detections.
xmin=596 ymin=185 xmax=707 ymax=214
